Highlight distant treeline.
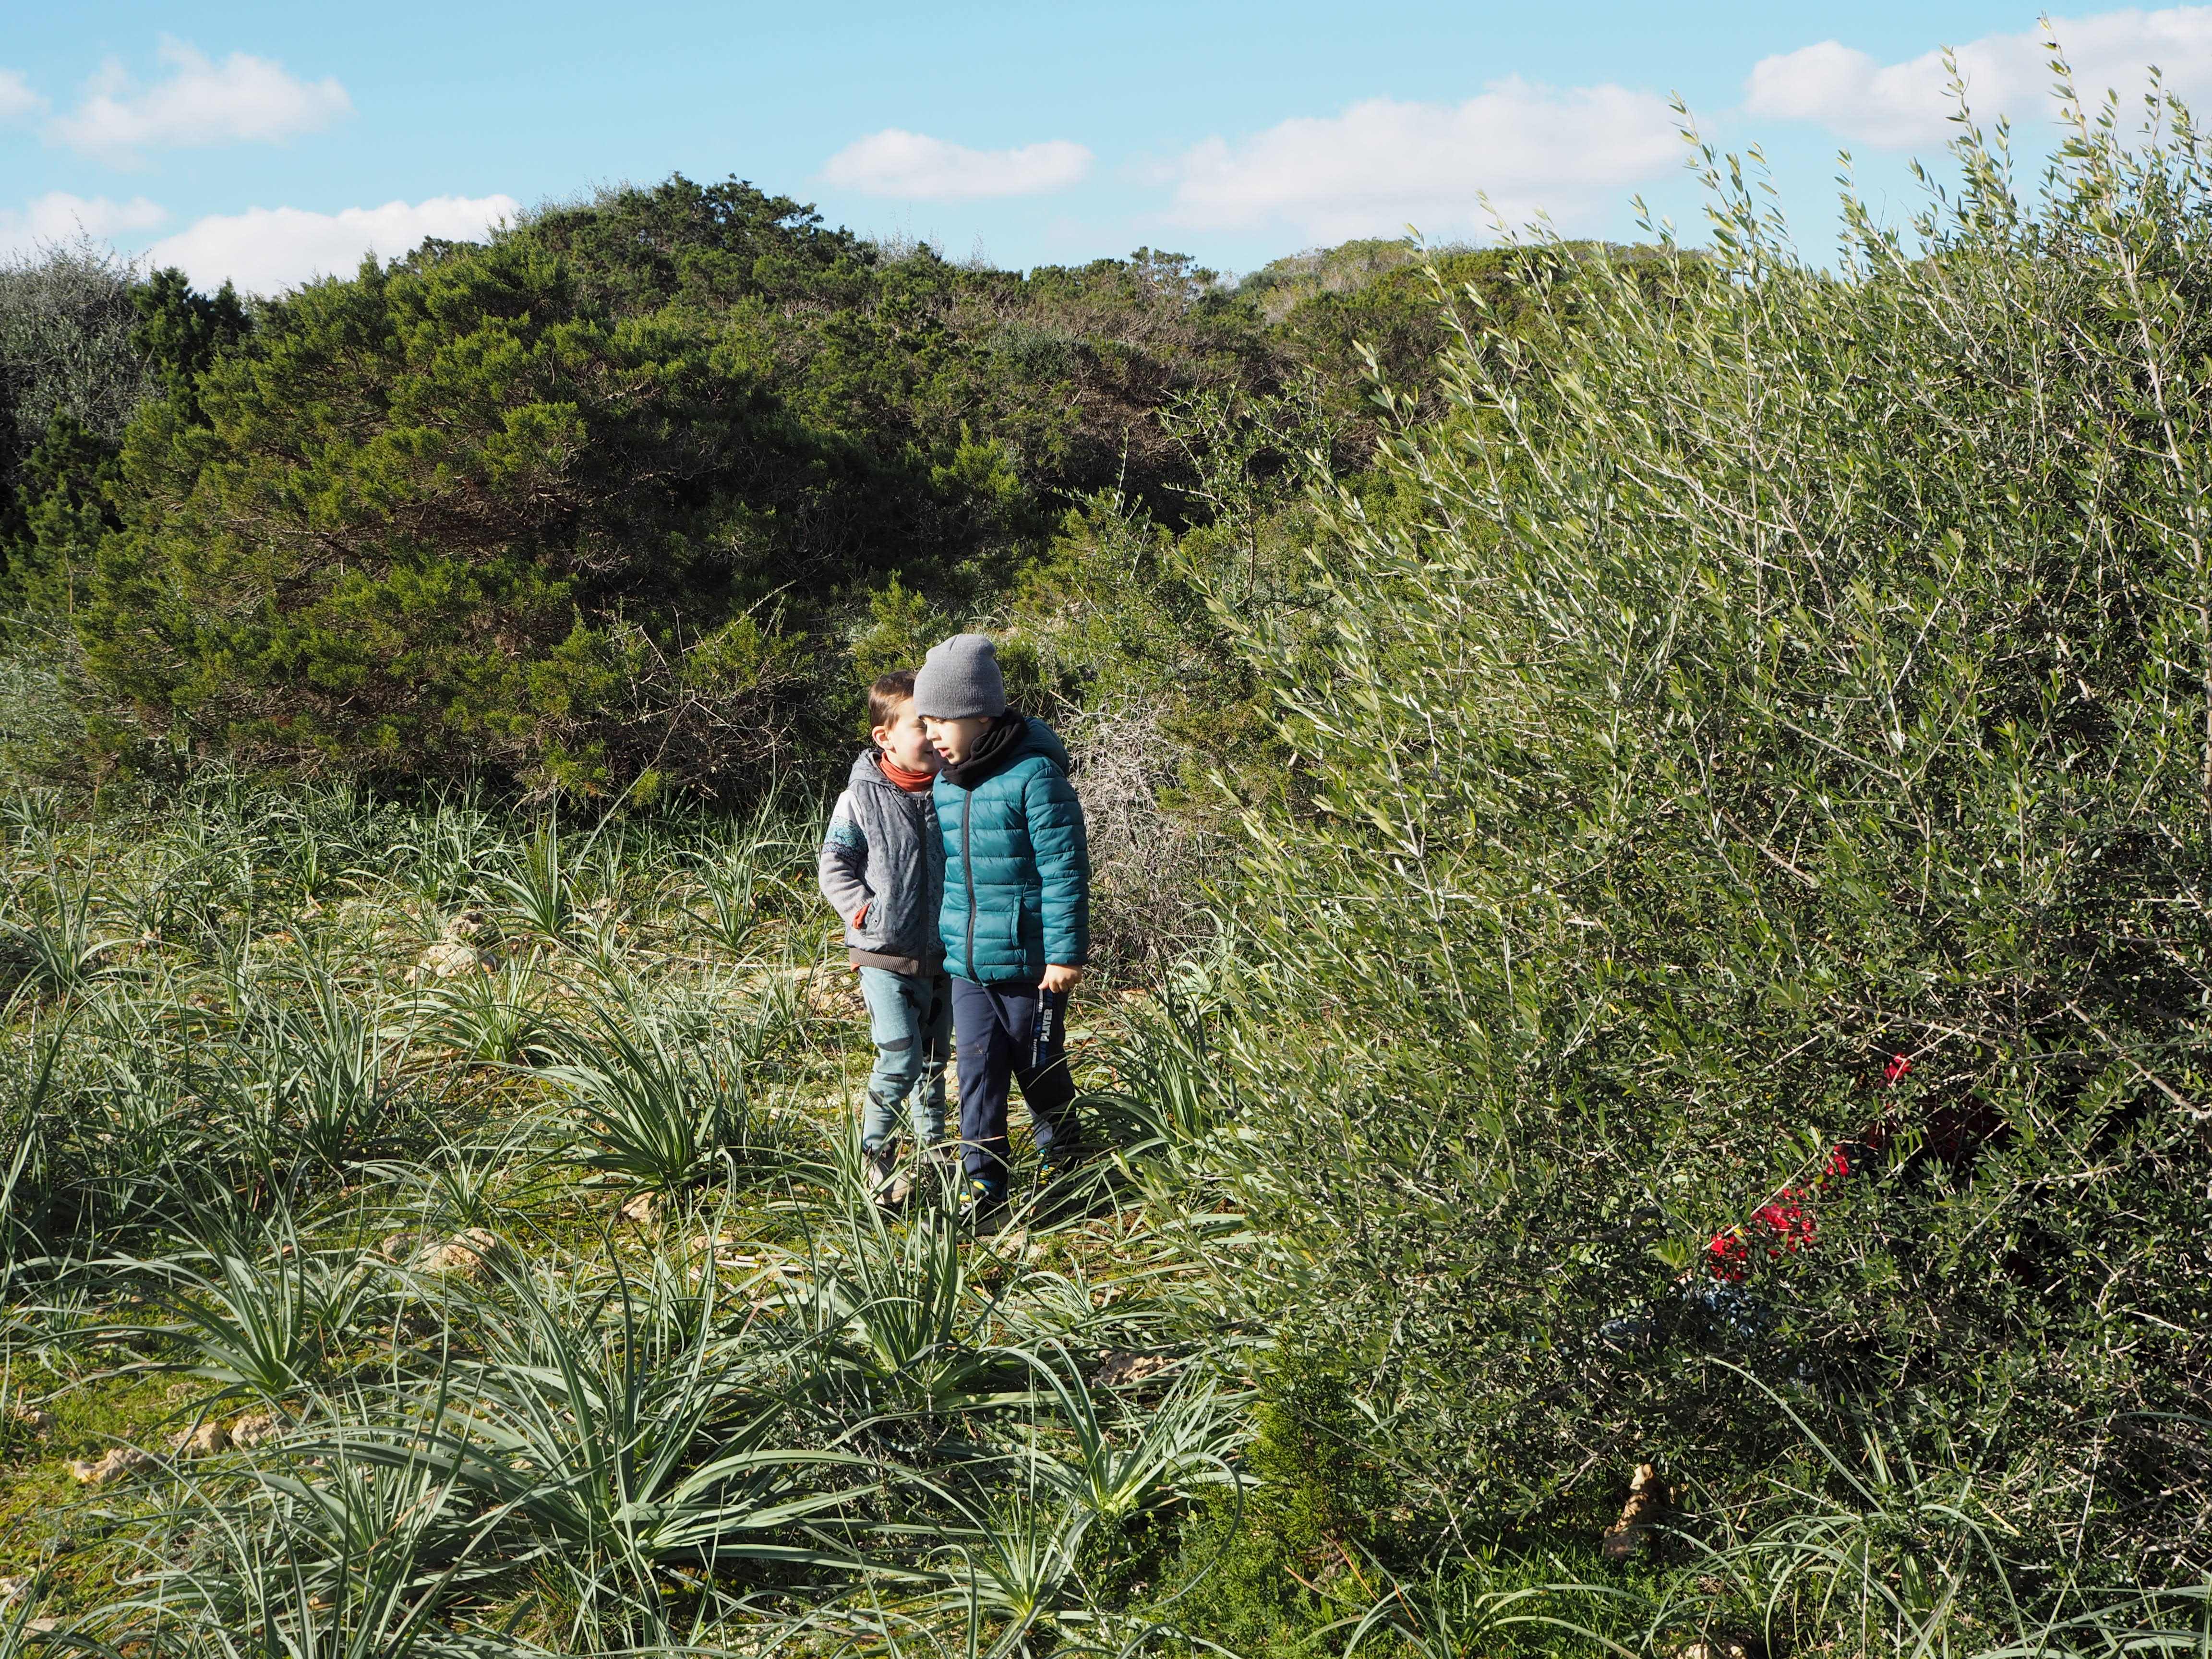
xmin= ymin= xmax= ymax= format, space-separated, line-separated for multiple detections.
xmin=0 ymin=177 xmax=1572 ymax=801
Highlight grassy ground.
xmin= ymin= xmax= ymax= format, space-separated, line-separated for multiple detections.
xmin=4 ymin=781 xmax=2191 ymax=1658
xmin=0 ymin=779 xmax=1258 ymax=1653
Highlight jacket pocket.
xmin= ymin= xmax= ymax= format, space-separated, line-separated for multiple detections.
xmin=1019 ymin=881 xmax=1043 ymax=960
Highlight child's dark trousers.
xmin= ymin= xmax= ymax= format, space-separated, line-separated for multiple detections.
xmin=952 ymin=978 xmax=1077 ymax=1191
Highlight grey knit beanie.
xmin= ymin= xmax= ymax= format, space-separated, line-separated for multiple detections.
xmin=913 ymin=634 xmax=1007 ymax=720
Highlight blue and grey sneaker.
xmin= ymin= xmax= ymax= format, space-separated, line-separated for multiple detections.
xmin=865 ymin=1143 xmax=899 ymax=1209
xmin=959 ymin=1179 xmax=1007 ymax=1233
xmin=1038 ymin=1143 xmax=1088 ymax=1188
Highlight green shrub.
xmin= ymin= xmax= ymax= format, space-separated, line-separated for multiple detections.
xmin=1190 ymin=96 xmax=2212 ymax=1603
xmin=57 ymin=184 xmax=1371 ymax=800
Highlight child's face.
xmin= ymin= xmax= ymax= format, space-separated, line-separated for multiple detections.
xmin=923 ymin=715 xmax=994 ymax=765
xmin=873 ymin=700 xmax=940 ymax=774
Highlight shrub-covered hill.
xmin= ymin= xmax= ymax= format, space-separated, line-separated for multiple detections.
xmin=0 ymin=182 xmax=1548 ymax=803
xmin=1156 ymin=108 xmax=2212 ymax=1650
xmin=15 ymin=103 xmax=2212 ymax=1658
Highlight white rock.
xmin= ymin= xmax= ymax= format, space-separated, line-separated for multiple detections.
xmin=228 ymin=1410 xmax=281 ymax=1449
xmin=1093 ymin=1351 xmax=1175 ymax=1387
xmin=414 ymin=1228 xmax=508 ymax=1280
xmin=173 ymin=1419 xmax=229 ymax=1457
xmin=69 ymin=1446 xmax=151 ymax=1485
xmin=442 ymin=908 xmax=489 ymax=941
xmin=413 ymin=939 xmax=493 ymax=981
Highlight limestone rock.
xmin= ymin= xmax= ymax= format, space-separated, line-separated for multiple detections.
xmin=443 ymin=907 xmax=489 ymax=941
xmin=7 ymin=1401 xmax=53 ymax=1436
xmin=1603 ymin=1462 xmax=1671 ymax=1560
xmin=401 ymin=908 xmax=506 ymax=982
xmin=69 ymin=1446 xmax=151 ymax=1485
xmin=414 ymin=1227 xmax=508 ymax=1280
xmin=409 ymin=939 xmax=493 ymax=983
xmin=228 ymin=1410 xmax=281 ymax=1449
xmin=1093 ymin=1350 xmax=1175 ymax=1387
xmin=173 ymin=1419 xmax=229 ymax=1457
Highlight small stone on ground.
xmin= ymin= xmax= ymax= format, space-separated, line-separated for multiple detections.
xmin=228 ymin=1410 xmax=281 ymax=1448
xmin=69 ymin=1446 xmax=151 ymax=1485
xmin=1094 ymin=1350 xmax=1175 ymax=1386
xmin=414 ymin=1227 xmax=508 ymax=1279
xmin=174 ymin=1419 xmax=229 ymax=1457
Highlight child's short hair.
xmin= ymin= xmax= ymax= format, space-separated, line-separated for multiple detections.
xmin=867 ymin=669 xmax=918 ymax=733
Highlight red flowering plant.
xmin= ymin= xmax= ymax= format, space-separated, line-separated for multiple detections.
xmin=1700 ymin=1051 xmax=1911 ymax=1285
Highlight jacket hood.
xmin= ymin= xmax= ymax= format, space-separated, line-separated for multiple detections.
xmin=1012 ymin=717 xmax=1072 ymax=775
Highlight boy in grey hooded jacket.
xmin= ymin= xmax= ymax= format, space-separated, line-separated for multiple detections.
xmin=817 ymin=670 xmax=951 ymax=1194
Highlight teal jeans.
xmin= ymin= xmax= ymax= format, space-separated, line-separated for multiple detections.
xmin=856 ymin=966 xmax=951 ymax=1151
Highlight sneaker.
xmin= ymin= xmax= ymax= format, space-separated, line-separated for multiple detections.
xmin=959 ymin=1179 xmax=1007 ymax=1234
xmin=865 ymin=1144 xmax=899 ymax=1210
xmin=1037 ymin=1144 xmax=1089 ymax=1192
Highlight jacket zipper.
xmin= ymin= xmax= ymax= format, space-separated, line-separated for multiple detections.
xmin=961 ymin=787 xmax=977 ymax=981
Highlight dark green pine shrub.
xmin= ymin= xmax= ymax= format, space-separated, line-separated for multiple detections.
xmin=1197 ymin=103 xmax=2212 ymax=1599
xmin=79 ymin=206 xmax=877 ymax=801
xmin=60 ymin=180 xmax=1297 ymax=802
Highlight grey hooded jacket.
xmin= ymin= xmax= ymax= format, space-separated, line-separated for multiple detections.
xmin=818 ymin=751 xmax=946 ymax=974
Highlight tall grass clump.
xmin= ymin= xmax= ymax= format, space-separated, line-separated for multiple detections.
xmin=1183 ymin=80 xmax=2212 ymax=1644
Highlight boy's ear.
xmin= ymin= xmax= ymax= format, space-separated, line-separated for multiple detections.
xmin=869 ymin=724 xmax=893 ymax=748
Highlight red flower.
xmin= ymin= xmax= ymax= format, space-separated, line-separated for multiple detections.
xmin=1752 ymin=1189 xmax=1817 ymax=1254
xmin=1882 ymin=1053 xmax=1912 ymax=1086
xmin=1706 ymin=1232 xmax=1750 ymax=1283
xmin=1824 ymin=1145 xmax=1852 ymax=1182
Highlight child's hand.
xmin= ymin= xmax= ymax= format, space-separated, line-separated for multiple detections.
xmin=1039 ymin=963 xmax=1083 ymax=993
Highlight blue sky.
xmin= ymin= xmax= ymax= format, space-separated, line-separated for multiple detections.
xmin=5 ymin=1 xmax=2209 ymax=290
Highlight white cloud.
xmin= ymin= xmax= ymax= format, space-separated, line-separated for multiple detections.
xmin=1745 ymin=7 xmax=2212 ymax=150
xmin=0 ymin=69 xmax=43 ymax=122
xmin=49 ymin=37 xmax=351 ymax=161
xmin=0 ymin=191 xmax=168 ymax=256
xmin=145 ymin=195 xmax=520 ymax=295
xmin=1165 ymin=79 xmax=1685 ymax=241
xmin=820 ymin=130 xmax=1092 ymax=198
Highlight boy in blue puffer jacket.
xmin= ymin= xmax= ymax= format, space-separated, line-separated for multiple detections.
xmin=914 ymin=634 xmax=1090 ymax=1225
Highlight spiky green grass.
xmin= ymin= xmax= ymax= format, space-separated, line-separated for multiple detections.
xmin=0 ymin=778 xmax=2193 ymax=1658
xmin=0 ymin=780 xmax=1247 ymax=1655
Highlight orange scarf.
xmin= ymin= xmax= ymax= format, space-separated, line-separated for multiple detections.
xmin=878 ymin=756 xmax=936 ymax=792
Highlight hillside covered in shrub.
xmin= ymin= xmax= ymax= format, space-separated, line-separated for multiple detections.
xmin=0 ymin=181 xmax=1512 ymax=802
xmin=0 ymin=93 xmax=2208 ymax=1659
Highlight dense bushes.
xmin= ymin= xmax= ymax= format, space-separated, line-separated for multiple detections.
xmin=1180 ymin=105 xmax=2212 ymax=1634
xmin=84 ymin=232 xmax=846 ymax=798
xmin=1 ymin=187 xmax=1600 ymax=803
xmin=12 ymin=100 xmax=2212 ymax=1652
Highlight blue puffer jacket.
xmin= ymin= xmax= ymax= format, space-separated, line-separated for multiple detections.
xmin=935 ymin=718 xmax=1090 ymax=984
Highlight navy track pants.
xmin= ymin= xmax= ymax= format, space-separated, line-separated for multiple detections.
xmin=952 ymin=978 xmax=1078 ymax=1191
